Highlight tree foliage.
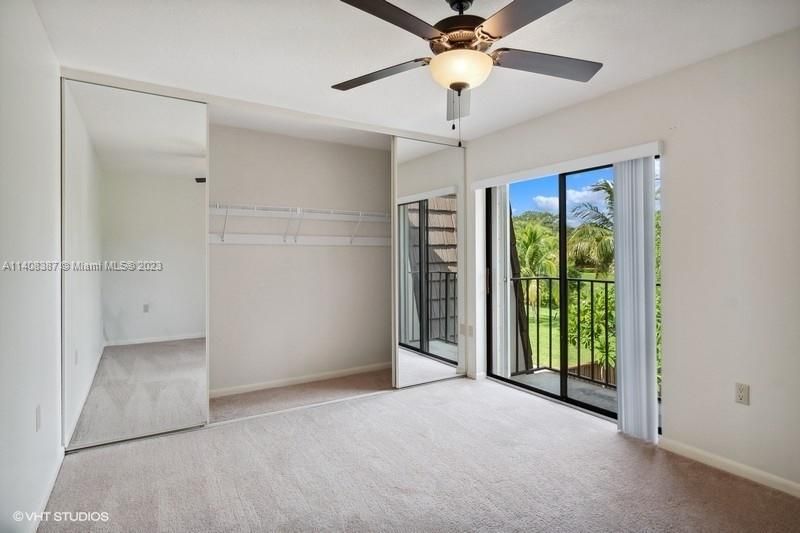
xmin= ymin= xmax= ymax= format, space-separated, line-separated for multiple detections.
xmin=513 ymin=178 xmax=663 ymax=393
xmin=567 ymin=180 xmax=614 ymax=277
xmin=566 ymin=282 xmax=616 ymax=368
xmin=516 ymin=223 xmax=558 ymax=278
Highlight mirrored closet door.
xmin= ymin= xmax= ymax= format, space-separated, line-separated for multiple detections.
xmin=62 ymin=80 xmax=208 ymax=449
xmin=394 ymin=137 xmax=464 ymax=387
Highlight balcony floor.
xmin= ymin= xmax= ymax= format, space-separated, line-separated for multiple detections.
xmin=509 ymin=369 xmax=618 ymax=414
xmin=428 ymin=339 xmax=458 ymax=362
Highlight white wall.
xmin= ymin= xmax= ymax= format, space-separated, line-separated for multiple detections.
xmin=61 ymin=85 xmax=105 ymax=443
xmin=0 ymin=1 xmax=62 ymax=530
xmin=208 ymin=125 xmax=391 ymax=394
xmin=465 ymin=29 xmax=800 ymax=491
xmin=396 ymin=143 xmax=464 ymax=199
xmin=101 ymin=173 xmax=206 ymax=344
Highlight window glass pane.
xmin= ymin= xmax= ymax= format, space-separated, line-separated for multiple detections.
xmin=398 ymin=202 xmax=421 ymax=350
xmin=425 ymin=194 xmax=458 ymax=363
xmin=564 ymin=166 xmax=617 ymax=414
xmin=506 ymin=174 xmax=561 ymax=395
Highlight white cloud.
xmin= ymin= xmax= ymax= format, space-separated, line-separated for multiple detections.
xmin=532 ymin=186 xmax=606 ymax=215
xmin=533 ymin=195 xmax=559 ymax=213
xmin=567 ymin=187 xmax=605 ymax=206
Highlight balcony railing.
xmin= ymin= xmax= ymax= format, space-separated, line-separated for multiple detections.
xmin=510 ymin=276 xmax=617 ymax=389
xmin=427 ymin=271 xmax=458 ymax=345
xmin=403 ymin=271 xmax=458 ymax=347
xmin=510 ymin=276 xmax=662 ymax=393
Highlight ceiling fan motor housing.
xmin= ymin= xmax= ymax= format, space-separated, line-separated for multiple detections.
xmin=430 ymin=15 xmax=491 ymax=55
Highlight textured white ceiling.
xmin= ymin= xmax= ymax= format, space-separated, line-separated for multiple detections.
xmin=65 ymin=80 xmax=207 ymax=179
xmin=38 ymin=0 xmax=800 ymax=144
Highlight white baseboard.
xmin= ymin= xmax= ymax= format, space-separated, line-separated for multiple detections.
xmin=659 ymin=437 xmax=800 ymax=498
xmin=210 ymin=361 xmax=391 ymax=398
xmin=104 ymin=333 xmax=205 ymax=346
xmin=30 ymin=446 xmax=65 ymax=533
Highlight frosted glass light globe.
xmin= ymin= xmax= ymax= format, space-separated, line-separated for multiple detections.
xmin=429 ymin=49 xmax=493 ymax=90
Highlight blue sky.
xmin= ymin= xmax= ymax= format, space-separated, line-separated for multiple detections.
xmin=509 ymin=166 xmax=614 ymax=226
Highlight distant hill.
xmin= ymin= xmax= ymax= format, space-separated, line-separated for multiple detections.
xmin=512 ymin=210 xmax=559 ymax=233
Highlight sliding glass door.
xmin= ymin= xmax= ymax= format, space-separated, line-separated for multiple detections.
xmin=563 ymin=166 xmax=618 ymax=414
xmin=488 ymin=165 xmax=620 ymax=417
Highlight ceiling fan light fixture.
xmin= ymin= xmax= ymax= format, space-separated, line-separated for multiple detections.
xmin=429 ymin=49 xmax=493 ymax=91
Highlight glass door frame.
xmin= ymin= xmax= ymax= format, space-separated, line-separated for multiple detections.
xmin=485 ymin=164 xmax=618 ymax=420
xmin=398 ymin=198 xmax=458 ymax=367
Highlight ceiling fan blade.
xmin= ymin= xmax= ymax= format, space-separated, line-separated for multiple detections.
xmin=492 ymin=48 xmax=602 ymax=82
xmin=339 ymin=0 xmax=443 ymax=40
xmin=477 ymin=0 xmax=572 ymax=41
xmin=332 ymin=58 xmax=431 ymax=91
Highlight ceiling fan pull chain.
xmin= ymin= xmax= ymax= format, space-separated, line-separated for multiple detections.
xmin=457 ymin=89 xmax=463 ymax=147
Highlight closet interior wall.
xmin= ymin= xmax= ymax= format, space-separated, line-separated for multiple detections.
xmin=208 ymin=125 xmax=392 ymax=397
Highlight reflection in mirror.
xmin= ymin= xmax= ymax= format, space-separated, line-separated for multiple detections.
xmin=62 ymin=80 xmax=207 ymax=449
xmin=395 ymin=138 xmax=463 ymax=387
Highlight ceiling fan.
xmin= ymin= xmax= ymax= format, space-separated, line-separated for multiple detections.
xmin=332 ymin=0 xmax=603 ymax=93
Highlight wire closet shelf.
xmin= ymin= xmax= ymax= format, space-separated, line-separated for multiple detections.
xmin=208 ymin=202 xmax=391 ymax=247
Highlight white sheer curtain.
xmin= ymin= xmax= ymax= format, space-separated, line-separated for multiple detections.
xmin=614 ymin=157 xmax=658 ymax=443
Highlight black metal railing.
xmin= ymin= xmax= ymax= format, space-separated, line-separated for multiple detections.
xmin=510 ymin=276 xmax=616 ymax=388
xmin=427 ymin=272 xmax=458 ymax=345
xmin=403 ymin=271 xmax=458 ymax=347
xmin=510 ymin=276 xmax=662 ymax=392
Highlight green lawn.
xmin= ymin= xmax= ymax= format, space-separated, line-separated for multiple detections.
xmin=520 ymin=305 xmax=614 ymax=371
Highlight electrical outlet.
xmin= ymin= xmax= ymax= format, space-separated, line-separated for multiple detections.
xmin=143 ymin=303 xmax=150 ymax=313
xmin=35 ymin=404 xmax=41 ymax=432
xmin=735 ymin=383 xmax=750 ymax=405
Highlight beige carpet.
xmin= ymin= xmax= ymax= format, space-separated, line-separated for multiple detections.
xmin=210 ymin=369 xmax=392 ymax=422
xmin=46 ymin=379 xmax=800 ymax=532
xmin=69 ymin=338 xmax=207 ymax=449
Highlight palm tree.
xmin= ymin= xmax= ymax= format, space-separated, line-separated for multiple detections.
xmin=516 ymin=223 xmax=558 ymax=278
xmin=515 ymin=222 xmax=559 ymax=311
xmin=572 ymin=180 xmax=614 ymax=230
xmin=568 ymin=180 xmax=614 ymax=277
